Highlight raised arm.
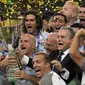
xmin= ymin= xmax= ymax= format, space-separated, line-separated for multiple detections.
xmin=70 ymin=29 xmax=85 ymax=67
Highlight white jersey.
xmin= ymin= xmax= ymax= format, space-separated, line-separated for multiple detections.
xmin=39 ymin=71 xmax=66 ymax=85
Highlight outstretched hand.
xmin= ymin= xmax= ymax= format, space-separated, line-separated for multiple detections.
xmin=0 ymin=56 xmax=17 ymax=67
xmin=14 ymin=70 xmax=31 ymax=80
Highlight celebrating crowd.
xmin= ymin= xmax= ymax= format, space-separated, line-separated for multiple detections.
xmin=0 ymin=1 xmax=85 ymax=85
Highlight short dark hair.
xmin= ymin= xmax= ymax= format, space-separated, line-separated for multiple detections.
xmin=22 ymin=10 xmax=42 ymax=33
xmin=42 ymin=11 xmax=54 ymax=22
xmin=52 ymin=13 xmax=67 ymax=23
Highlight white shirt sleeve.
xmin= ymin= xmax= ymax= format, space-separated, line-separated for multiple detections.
xmin=21 ymin=55 xmax=29 ymax=65
xmin=52 ymin=72 xmax=66 ymax=85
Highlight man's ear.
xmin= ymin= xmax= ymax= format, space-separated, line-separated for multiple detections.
xmin=72 ymin=12 xmax=77 ymax=18
xmin=43 ymin=20 xmax=48 ymax=25
xmin=32 ymin=47 xmax=36 ymax=51
xmin=46 ymin=62 xmax=50 ymax=68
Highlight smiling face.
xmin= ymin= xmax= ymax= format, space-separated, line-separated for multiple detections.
xmin=33 ymin=53 xmax=50 ymax=78
xmin=57 ymin=29 xmax=72 ymax=51
xmin=79 ymin=7 xmax=85 ymax=20
xmin=52 ymin=15 xmax=66 ymax=32
xmin=19 ymin=34 xmax=36 ymax=56
xmin=24 ymin=14 xmax=37 ymax=35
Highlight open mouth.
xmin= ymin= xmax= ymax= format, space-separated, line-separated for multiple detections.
xmin=27 ymin=26 xmax=32 ymax=29
xmin=35 ymin=69 xmax=40 ymax=73
xmin=21 ymin=47 xmax=26 ymax=51
xmin=58 ymin=43 xmax=63 ymax=46
xmin=26 ymin=26 xmax=33 ymax=33
xmin=80 ymin=19 xmax=85 ymax=21
xmin=56 ymin=27 xmax=60 ymax=30
xmin=34 ymin=68 xmax=41 ymax=75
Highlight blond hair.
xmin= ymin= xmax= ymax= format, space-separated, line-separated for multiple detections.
xmin=65 ymin=1 xmax=79 ymax=15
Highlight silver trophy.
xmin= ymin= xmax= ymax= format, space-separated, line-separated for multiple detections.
xmin=6 ymin=50 xmax=23 ymax=82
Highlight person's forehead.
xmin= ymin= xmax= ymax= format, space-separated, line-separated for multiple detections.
xmin=25 ymin=14 xmax=36 ymax=19
xmin=63 ymin=3 xmax=74 ymax=9
xmin=53 ymin=15 xmax=65 ymax=19
xmin=21 ymin=34 xmax=28 ymax=38
xmin=48 ymin=35 xmax=57 ymax=41
xmin=79 ymin=7 xmax=85 ymax=11
xmin=20 ymin=35 xmax=32 ymax=41
xmin=58 ymin=29 xmax=69 ymax=35
xmin=33 ymin=54 xmax=45 ymax=61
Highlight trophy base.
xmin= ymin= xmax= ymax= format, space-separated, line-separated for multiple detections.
xmin=7 ymin=77 xmax=17 ymax=82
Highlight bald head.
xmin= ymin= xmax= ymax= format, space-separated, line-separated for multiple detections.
xmin=19 ymin=34 xmax=36 ymax=56
xmin=47 ymin=33 xmax=58 ymax=43
xmin=45 ymin=33 xmax=58 ymax=52
xmin=21 ymin=33 xmax=36 ymax=43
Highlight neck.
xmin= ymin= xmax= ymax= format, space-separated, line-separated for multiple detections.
xmin=43 ymin=67 xmax=51 ymax=76
xmin=26 ymin=52 xmax=33 ymax=57
xmin=67 ymin=21 xmax=74 ymax=26
xmin=42 ymin=26 xmax=48 ymax=32
xmin=33 ymin=30 xmax=39 ymax=37
xmin=67 ymin=18 xmax=76 ymax=26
